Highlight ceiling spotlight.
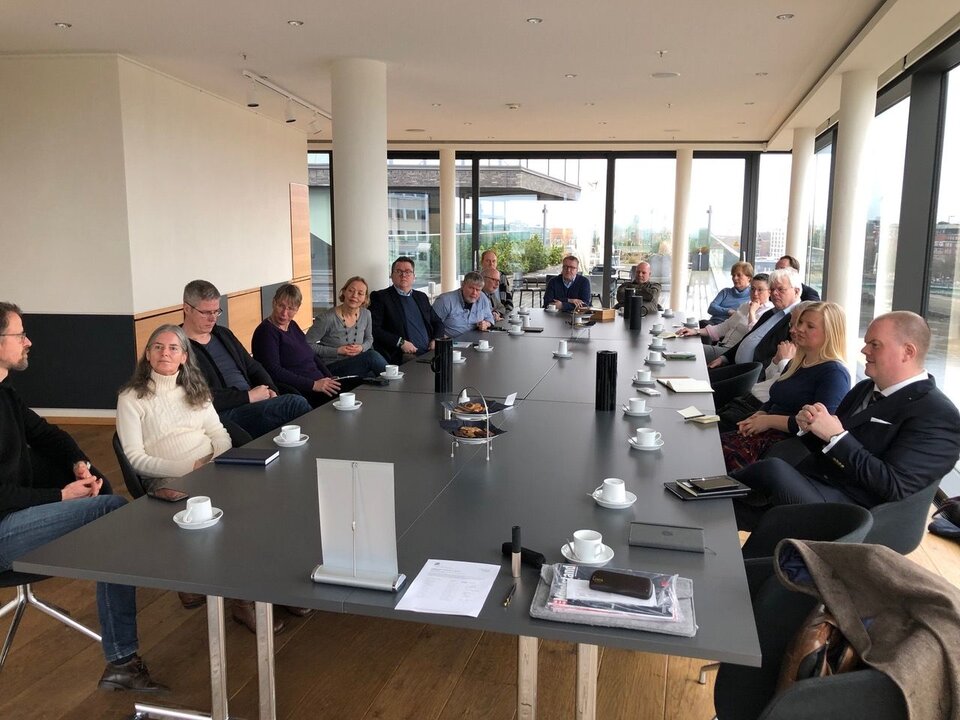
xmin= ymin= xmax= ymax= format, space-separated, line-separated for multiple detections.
xmin=776 ymin=13 xmax=795 ymax=20
xmin=666 ymin=103 xmax=673 ymax=109
xmin=53 ymin=21 xmax=72 ymax=29
xmin=310 ymin=114 xmax=323 ymax=134
xmin=651 ymin=72 xmax=680 ymax=79
xmin=432 ymin=103 xmax=442 ymax=107
xmin=506 ymin=103 xmax=521 ymax=110
xmin=737 ymin=121 xmax=747 ymax=125
xmin=744 ymin=101 xmax=755 ymax=105
xmin=598 ymin=121 xmax=607 ymax=125
xmin=755 ymin=71 xmax=769 ymax=77
xmin=526 ymin=17 xmax=543 ymax=24
xmin=246 ymin=78 xmax=259 ymax=108
xmin=584 ymin=102 xmax=595 ymax=107
xmin=657 ymin=50 xmax=668 ymax=59
xmin=287 ymin=19 xmax=304 ymax=26
xmin=564 ymin=73 xmax=577 ymax=79
xmin=463 ymin=122 xmax=473 ymax=126
xmin=285 ymin=98 xmax=296 ymax=123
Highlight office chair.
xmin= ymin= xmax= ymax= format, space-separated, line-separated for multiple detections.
xmin=112 ymin=432 xmax=148 ymax=499
xmin=864 ymin=479 xmax=942 ymax=554
xmin=709 ymin=361 xmax=763 ymax=409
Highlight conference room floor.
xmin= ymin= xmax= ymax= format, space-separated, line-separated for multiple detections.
xmin=3 ymin=425 xmax=958 ymax=720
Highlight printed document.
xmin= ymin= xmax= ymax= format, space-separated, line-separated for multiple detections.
xmin=396 ymin=559 xmax=500 ymax=617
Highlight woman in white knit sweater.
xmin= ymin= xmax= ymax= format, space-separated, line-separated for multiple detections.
xmin=117 ymin=324 xmax=230 ymax=491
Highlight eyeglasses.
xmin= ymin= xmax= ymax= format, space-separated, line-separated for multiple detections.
xmin=562 ymin=264 xmax=579 ymax=271
xmin=0 ymin=332 xmax=28 ymax=342
xmin=186 ymin=302 xmax=223 ymax=319
xmin=150 ymin=343 xmax=184 ymax=354
xmin=393 ymin=269 xmax=415 ymax=277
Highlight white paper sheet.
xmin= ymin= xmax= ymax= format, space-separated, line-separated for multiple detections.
xmin=396 ymin=559 xmax=500 ymax=617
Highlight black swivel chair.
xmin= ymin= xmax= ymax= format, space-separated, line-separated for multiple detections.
xmin=863 ymin=479 xmax=942 ymax=554
xmin=112 ymin=432 xmax=148 ymax=499
xmin=710 ymin=361 xmax=763 ymax=409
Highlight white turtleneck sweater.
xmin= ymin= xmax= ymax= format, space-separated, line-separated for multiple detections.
xmin=117 ymin=371 xmax=231 ymax=481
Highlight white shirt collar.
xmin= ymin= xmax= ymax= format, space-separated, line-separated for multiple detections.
xmin=875 ymin=370 xmax=928 ymax=397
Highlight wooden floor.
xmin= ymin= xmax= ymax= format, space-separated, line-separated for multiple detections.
xmin=2 ymin=425 xmax=958 ymax=720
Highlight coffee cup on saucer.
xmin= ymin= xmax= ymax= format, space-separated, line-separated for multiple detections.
xmin=384 ymin=365 xmax=400 ymax=377
xmin=557 ymin=340 xmax=568 ymax=355
xmin=338 ymin=392 xmax=356 ymax=408
xmin=478 ymin=339 xmax=490 ymax=350
xmin=650 ymin=336 xmax=665 ymax=349
xmin=628 ymin=397 xmax=647 ymax=414
xmin=647 ymin=350 xmax=663 ymax=363
xmin=572 ymin=529 xmax=604 ymax=561
xmin=597 ymin=478 xmax=626 ymax=504
xmin=635 ymin=428 xmax=662 ymax=447
xmin=509 ymin=326 xmax=523 ymax=335
xmin=452 ymin=350 xmax=463 ymax=362
xmin=686 ymin=316 xmax=697 ymax=326
xmin=635 ymin=368 xmax=652 ymax=383
xmin=652 ymin=322 xmax=664 ymax=333
xmin=182 ymin=496 xmax=214 ymax=524
xmin=280 ymin=425 xmax=301 ymax=443
xmin=663 ymin=307 xmax=673 ymax=316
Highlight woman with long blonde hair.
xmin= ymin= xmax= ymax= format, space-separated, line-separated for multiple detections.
xmin=721 ymin=302 xmax=851 ymax=471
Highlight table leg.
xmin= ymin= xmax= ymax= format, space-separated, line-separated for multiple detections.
xmin=208 ymin=595 xmax=229 ymax=720
xmin=576 ymin=643 xmax=598 ymax=720
xmin=517 ymin=635 xmax=538 ymax=719
xmin=256 ymin=601 xmax=277 ymax=720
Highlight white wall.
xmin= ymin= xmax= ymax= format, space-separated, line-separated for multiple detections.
xmin=0 ymin=55 xmax=134 ymax=314
xmin=118 ymin=58 xmax=306 ymax=313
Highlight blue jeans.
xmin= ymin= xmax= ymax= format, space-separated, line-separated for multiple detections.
xmin=0 ymin=496 xmax=138 ymax=663
xmin=220 ymin=393 xmax=311 ymax=440
xmin=327 ymin=349 xmax=388 ymax=378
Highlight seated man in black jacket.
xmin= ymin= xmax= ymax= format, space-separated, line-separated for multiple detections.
xmin=369 ymin=257 xmax=443 ymax=365
xmin=181 ymin=280 xmax=310 ymax=439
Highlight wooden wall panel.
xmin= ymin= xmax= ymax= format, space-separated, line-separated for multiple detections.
xmin=290 ymin=183 xmax=311 ymax=280
xmin=293 ymin=277 xmax=314 ymax=328
xmin=134 ymin=308 xmax=184 ymax=360
xmin=227 ymin=289 xmax=263 ymax=352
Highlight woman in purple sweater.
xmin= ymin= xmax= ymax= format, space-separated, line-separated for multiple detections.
xmin=251 ymin=284 xmax=341 ymax=408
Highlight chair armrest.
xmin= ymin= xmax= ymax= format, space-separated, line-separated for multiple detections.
xmin=758 ymin=670 xmax=905 ymax=720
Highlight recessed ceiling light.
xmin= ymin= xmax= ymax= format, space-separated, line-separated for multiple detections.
xmin=732 ymin=136 xmax=740 ymax=139
xmin=664 ymin=128 xmax=680 ymax=132
xmin=432 ymin=103 xmax=442 ymax=107
xmin=564 ymin=73 xmax=577 ymax=79
xmin=651 ymin=72 xmax=680 ymax=79
xmin=666 ymin=103 xmax=673 ymax=109
xmin=287 ymin=19 xmax=304 ymax=27
xmin=463 ymin=122 xmax=472 ymax=126
xmin=526 ymin=17 xmax=543 ymax=24
xmin=584 ymin=102 xmax=595 ymax=107
xmin=598 ymin=121 xmax=607 ymax=125
xmin=53 ymin=21 xmax=72 ymax=29
xmin=737 ymin=121 xmax=747 ymax=125
xmin=744 ymin=101 xmax=755 ymax=105
xmin=406 ymin=128 xmax=426 ymax=133
xmin=776 ymin=13 xmax=794 ymax=20
xmin=755 ymin=72 xmax=768 ymax=77
xmin=506 ymin=103 xmax=521 ymax=110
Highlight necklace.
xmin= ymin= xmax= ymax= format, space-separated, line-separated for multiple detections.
xmin=338 ymin=307 xmax=360 ymax=325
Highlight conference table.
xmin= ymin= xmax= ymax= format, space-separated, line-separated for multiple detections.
xmin=16 ymin=309 xmax=760 ymax=720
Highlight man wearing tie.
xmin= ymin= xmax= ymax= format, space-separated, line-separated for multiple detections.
xmin=732 ymin=311 xmax=960 ymax=523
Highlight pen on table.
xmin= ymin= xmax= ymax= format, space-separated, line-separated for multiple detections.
xmin=502 ymin=583 xmax=517 ymax=608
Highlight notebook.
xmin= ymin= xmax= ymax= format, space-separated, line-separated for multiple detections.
xmin=213 ymin=448 xmax=280 ymax=466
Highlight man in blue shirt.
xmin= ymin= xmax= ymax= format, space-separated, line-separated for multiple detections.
xmin=433 ymin=272 xmax=495 ymax=337
xmin=544 ymin=255 xmax=591 ymax=311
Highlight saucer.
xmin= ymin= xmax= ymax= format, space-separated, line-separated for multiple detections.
xmin=380 ymin=371 xmax=405 ymax=380
xmin=662 ymin=312 xmax=675 ymax=318
xmin=632 ymin=378 xmax=655 ymax=386
xmin=592 ymin=489 xmax=638 ymax=509
xmin=545 ymin=306 xmax=559 ymax=313
xmin=645 ymin=359 xmax=666 ymax=366
xmin=332 ymin=400 xmax=362 ymax=412
xmin=274 ymin=433 xmax=309 ymax=447
xmin=683 ymin=322 xmax=699 ymax=329
xmin=553 ymin=351 xmax=573 ymax=358
xmin=518 ymin=308 xmax=531 ymax=315
xmin=475 ymin=345 xmax=494 ymax=353
xmin=452 ymin=358 xmax=466 ymax=364
xmin=649 ymin=328 xmax=664 ymax=335
xmin=628 ymin=437 xmax=665 ymax=451
xmin=174 ymin=508 xmax=223 ymax=530
xmin=508 ymin=317 xmax=523 ymax=325
xmin=621 ymin=405 xmax=652 ymax=417
xmin=508 ymin=330 xmax=524 ymax=336
xmin=561 ymin=542 xmax=614 ymax=566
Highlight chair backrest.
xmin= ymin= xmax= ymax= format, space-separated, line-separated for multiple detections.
xmin=711 ymin=361 xmax=763 ymax=408
xmin=742 ymin=503 xmax=874 ymax=560
xmin=864 ymin=479 xmax=941 ymax=554
xmin=112 ymin=432 xmax=147 ymax=499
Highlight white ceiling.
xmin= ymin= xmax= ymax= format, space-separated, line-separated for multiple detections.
xmin=3 ymin=0 xmax=958 ymax=150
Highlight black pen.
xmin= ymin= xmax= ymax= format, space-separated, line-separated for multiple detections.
xmin=502 ymin=583 xmax=517 ymax=607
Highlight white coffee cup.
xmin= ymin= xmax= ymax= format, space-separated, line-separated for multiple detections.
xmin=428 ymin=281 xmax=437 ymax=296
xmin=647 ymin=350 xmax=663 ymax=363
xmin=182 ymin=496 xmax=214 ymax=524
xmin=651 ymin=336 xmax=665 ymax=349
xmin=522 ymin=316 xmax=530 ymax=328
xmin=628 ymin=397 xmax=647 ymax=413
xmin=635 ymin=428 xmax=662 ymax=447
xmin=281 ymin=425 xmax=301 ymax=443
xmin=452 ymin=350 xmax=463 ymax=362
xmin=338 ymin=392 xmax=356 ymax=408
xmin=598 ymin=478 xmax=626 ymax=503
xmin=385 ymin=364 xmax=399 ymax=377
xmin=663 ymin=307 xmax=673 ymax=315
xmin=510 ymin=326 xmax=522 ymax=335
xmin=635 ymin=368 xmax=652 ymax=383
xmin=652 ymin=322 xmax=664 ymax=333
xmin=557 ymin=340 xmax=568 ymax=355
xmin=686 ymin=316 xmax=697 ymax=325
xmin=478 ymin=339 xmax=490 ymax=350
xmin=572 ymin=529 xmax=604 ymax=561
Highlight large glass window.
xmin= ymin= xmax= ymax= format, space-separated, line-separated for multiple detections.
xmin=927 ymin=65 xmax=960 ymax=408
xmin=806 ymin=135 xmax=835 ymax=295
xmin=307 ymin=151 xmax=334 ymax=313
xmin=858 ymin=99 xmax=910 ymax=336
xmin=387 ymin=157 xmax=441 ymax=289
xmin=754 ymin=154 xmax=792 ymax=274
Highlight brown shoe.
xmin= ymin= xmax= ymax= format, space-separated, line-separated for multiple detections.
xmin=232 ymin=600 xmax=285 ymax=634
xmin=98 ymin=655 xmax=169 ymax=693
xmin=281 ymin=605 xmax=313 ymax=617
xmin=178 ymin=592 xmax=206 ymax=609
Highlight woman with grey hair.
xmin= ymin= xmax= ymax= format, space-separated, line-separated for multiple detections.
xmin=116 ymin=324 xmax=230 ymax=490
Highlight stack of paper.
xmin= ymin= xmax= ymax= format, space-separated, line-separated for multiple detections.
xmin=677 ymin=405 xmax=720 ymax=424
xmin=657 ymin=377 xmax=714 ymax=393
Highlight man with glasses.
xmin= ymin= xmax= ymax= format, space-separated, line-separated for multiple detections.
xmin=0 ymin=302 xmax=167 ymax=692
xmin=181 ymin=280 xmax=310 ymax=439
xmin=479 ymin=249 xmax=513 ymax=312
xmin=679 ymin=273 xmax=773 ymax=362
xmin=370 ymin=257 xmax=443 ymax=365
xmin=776 ymin=255 xmax=821 ymax=302
xmin=433 ymin=272 xmax=495 ymax=337
xmin=481 ymin=269 xmax=508 ymax=320
xmin=544 ymin=255 xmax=591 ymax=311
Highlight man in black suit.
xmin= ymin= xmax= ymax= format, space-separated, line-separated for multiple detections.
xmin=776 ymin=255 xmax=820 ymax=302
xmin=708 ymin=267 xmax=802 ymax=377
xmin=732 ymin=311 xmax=960 ymax=525
xmin=369 ymin=257 xmax=444 ymax=365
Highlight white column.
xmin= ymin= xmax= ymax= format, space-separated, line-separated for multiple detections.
xmin=671 ymin=149 xmax=693 ymax=312
xmin=331 ymin=59 xmax=388 ymax=290
xmin=439 ymin=148 xmax=458 ymax=291
xmin=827 ymin=70 xmax=876 ymax=363
xmin=785 ymin=127 xmax=815 ymax=274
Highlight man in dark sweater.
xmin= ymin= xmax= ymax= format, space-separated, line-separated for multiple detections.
xmin=369 ymin=257 xmax=443 ymax=365
xmin=181 ymin=280 xmax=310 ymax=439
xmin=0 ymin=302 xmax=166 ymax=692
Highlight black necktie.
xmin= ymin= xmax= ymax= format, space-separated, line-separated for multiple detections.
xmin=868 ymin=390 xmax=883 ymax=406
